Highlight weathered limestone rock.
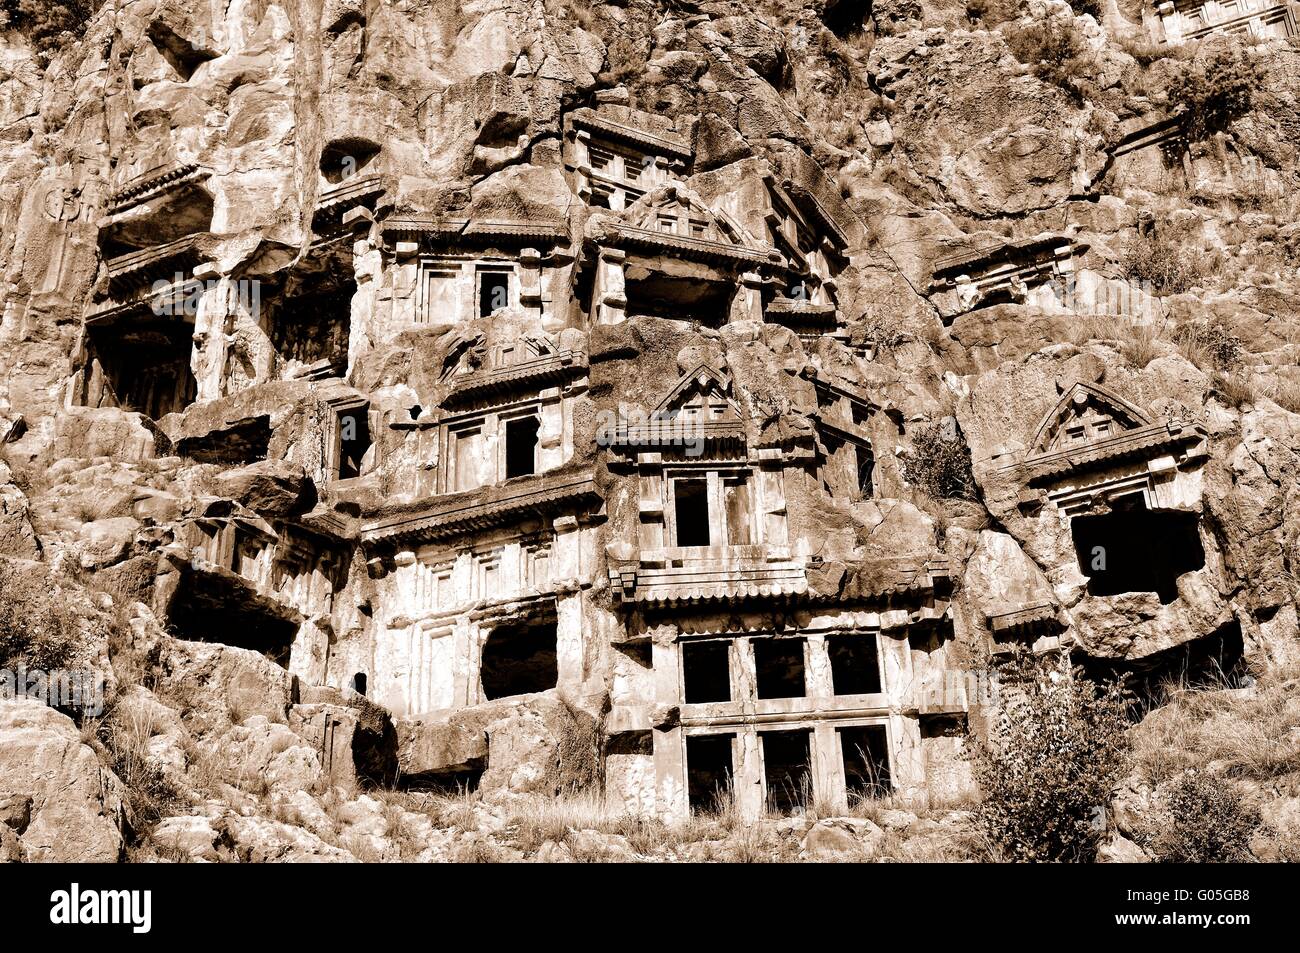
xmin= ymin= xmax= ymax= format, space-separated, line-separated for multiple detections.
xmin=217 ymin=814 xmax=359 ymax=863
xmin=1097 ymin=834 xmax=1151 ymax=863
xmin=396 ymin=694 xmax=599 ymax=795
xmin=211 ymin=460 xmax=316 ymax=516
xmin=0 ymin=699 xmax=124 ymax=862
xmin=155 ymin=639 xmax=294 ymax=727
xmin=0 ymin=462 xmax=38 ymax=558
xmin=151 ymin=815 xmax=223 ymax=862
xmin=0 ymin=0 xmax=1296 ymax=865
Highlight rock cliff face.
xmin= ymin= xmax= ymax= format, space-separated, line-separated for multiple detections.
xmin=0 ymin=0 xmax=1298 ymax=860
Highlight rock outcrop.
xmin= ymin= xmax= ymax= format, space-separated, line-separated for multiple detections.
xmin=0 ymin=0 xmax=1297 ymax=862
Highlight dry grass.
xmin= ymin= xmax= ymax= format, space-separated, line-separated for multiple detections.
xmin=1118 ymin=321 xmax=1163 ymax=369
xmin=1257 ymin=376 xmax=1300 ymax=414
xmin=1131 ymin=666 xmax=1300 ymax=787
xmin=1071 ymin=315 xmax=1171 ymax=368
xmin=1211 ymin=369 xmax=1257 ymax=409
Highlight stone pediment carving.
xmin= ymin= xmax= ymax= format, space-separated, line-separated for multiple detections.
xmin=592 ymin=186 xmax=782 ymax=269
xmin=655 ymin=363 xmax=739 ymax=422
xmin=997 ymin=382 xmax=1209 ymax=514
xmin=1027 ymin=381 xmax=1152 ymax=458
xmin=603 ymin=363 xmax=746 ymax=454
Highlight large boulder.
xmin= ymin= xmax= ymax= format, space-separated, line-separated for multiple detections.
xmin=0 ymin=698 xmax=124 ymax=861
xmin=396 ymin=694 xmax=599 ymax=795
xmin=155 ymin=638 xmax=294 ymax=727
xmin=210 ymin=459 xmax=316 ymax=516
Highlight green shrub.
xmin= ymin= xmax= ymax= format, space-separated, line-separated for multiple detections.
xmin=0 ymin=560 xmax=80 ymax=671
xmin=971 ymin=651 xmax=1131 ymax=862
xmin=1146 ymin=769 xmax=1259 ymax=862
xmin=0 ymin=0 xmax=104 ymax=62
xmin=1168 ymin=48 xmax=1258 ymax=140
xmin=901 ymin=419 xmax=978 ymax=501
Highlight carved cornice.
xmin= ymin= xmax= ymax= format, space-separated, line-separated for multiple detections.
xmin=443 ymin=350 xmax=587 ymax=408
xmin=104 ymin=234 xmax=207 ymax=295
xmin=600 ymin=223 xmax=782 ymax=268
xmin=313 ymin=175 xmax=385 ymax=226
xmin=567 ymin=107 xmax=693 ymax=160
xmin=1003 ymin=420 xmax=1208 ymax=485
xmin=382 ymin=217 xmax=570 ymax=247
xmin=109 ymin=162 xmax=207 ymax=215
xmin=361 ymin=472 xmax=601 ymax=546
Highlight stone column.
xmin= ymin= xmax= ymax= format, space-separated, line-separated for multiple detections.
xmin=593 ymin=248 xmax=627 ymax=325
xmin=518 ymin=247 xmax=543 ymax=321
xmin=889 ymin=713 xmax=926 ymax=802
xmin=730 ymin=270 xmax=765 ymax=323
xmin=555 ymin=592 xmax=584 ymax=692
xmin=652 ymin=635 xmax=689 ymax=821
xmin=735 ymin=730 xmax=765 ymax=821
xmin=813 ymin=722 xmax=848 ymax=814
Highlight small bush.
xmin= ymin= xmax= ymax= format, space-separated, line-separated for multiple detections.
xmin=1121 ymin=230 xmax=1201 ymax=296
xmin=1145 ymin=769 xmax=1259 ymax=862
xmin=971 ymin=651 xmax=1131 ymax=862
xmin=1118 ymin=321 xmax=1162 ymax=369
xmin=0 ymin=0 xmax=103 ymax=63
xmin=1260 ymin=376 xmax=1300 ymax=414
xmin=901 ymin=419 xmax=978 ymax=501
xmin=0 ymin=561 xmax=80 ymax=671
xmin=1168 ymin=48 xmax=1258 ymax=141
xmin=1212 ymin=369 xmax=1257 ymax=408
xmin=1006 ymin=18 xmax=1094 ymax=103
xmin=1173 ymin=318 xmax=1243 ymax=370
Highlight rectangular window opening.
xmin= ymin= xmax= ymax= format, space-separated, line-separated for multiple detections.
xmin=753 ymin=637 xmax=806 ymax=699
xmin=686 ymin=734 xmax=735 ymax=815
xmin=855 ymin=445 xmax=874 ymax=499
xmin=505 ymin=415 xmax=540 ymax=479
xmin=673 ymin=478 xmax=711 ymax=547
xmin=478 ymin=271 xmax=511 ymax=318
xmin=828 ymin=634 xmax=881 ymax=695
xmin=839 ymin=725 xmax=892 ymax=803
xmin=336 ymin=406 xmax=371 ymax=479
xmin=682 ymin=641 xmax=731 ymax=704
xmin=761 ymin=729 xmax=812 ymax=816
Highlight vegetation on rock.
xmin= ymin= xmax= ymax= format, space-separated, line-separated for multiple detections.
xmin=971 ymin=652 xmax=1131 ymax=863
xmin=0 ymin=0 xmax=102 ymax=62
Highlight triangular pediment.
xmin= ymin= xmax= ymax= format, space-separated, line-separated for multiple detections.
xmin=1028 ymin=382 xmax=1152 ymax=457
xmin=624 ymin=186 xmax=757 ymax=248
xmin=654 ymin=363 xmax=741 ymax=423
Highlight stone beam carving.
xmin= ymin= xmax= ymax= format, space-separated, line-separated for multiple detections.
xmin=929 ymin=234 xmax=1084 ymax=320
xmin=361 ymin=471 xmax=602 ymax=546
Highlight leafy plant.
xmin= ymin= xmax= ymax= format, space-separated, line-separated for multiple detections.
xmin=901 ymin=419 xmax=978 ymax=501
xmin=1145 ymin=768 xmax=1259 ymax=862
xmin=1006 ymin=18 xmax=1094 ymax=103
xmin=971 ymin=651 xmax=1132 ymax=862
xmin=0 ymin=560 xmax=80 ymax=671
xmin=1168 ymin=48 xmax=1258 ymax=140
xmin=1173 ymin=318 xmax=1243 ymax=370
xmin=1121 ymin=229 xmax=1202 ymax=296
xmin=0 ymin=0 xmax=104 ymax=62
